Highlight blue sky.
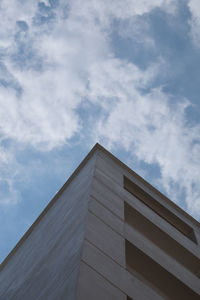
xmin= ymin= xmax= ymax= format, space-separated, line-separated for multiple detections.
xmin=0 ymin=0 xmax=200 ymax=262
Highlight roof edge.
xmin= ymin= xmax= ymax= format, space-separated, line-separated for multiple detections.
xmin=95 ymin=143 xmax=200 ymax=227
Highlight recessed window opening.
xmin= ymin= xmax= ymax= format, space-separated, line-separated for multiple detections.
xmin=124 ymin=202 xmax=200 ymax=278
xmin=124 ymin=176 xmax=197 ymax=244
xmin=125 ymin=240 xmax=199 ymax=300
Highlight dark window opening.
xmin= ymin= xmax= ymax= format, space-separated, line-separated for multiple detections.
xmin=125 ymin=240 xmax=199 ymax=300
xmin=124 ymin=202 xmax=200 ymax=278
xmin=124 ymin=176 xmax=197 ymax=244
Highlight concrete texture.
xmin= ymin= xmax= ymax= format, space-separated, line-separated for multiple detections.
xmin=77 ymin=262 xmax=126 ymax=300
xmin=0 ymin=143 xmax=199 ymax=300
xmin=0 ymin=152 xmax=97 ymax=300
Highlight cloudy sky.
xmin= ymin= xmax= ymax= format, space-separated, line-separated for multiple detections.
xmin=0 ymin=0 xmax=200 ymax=262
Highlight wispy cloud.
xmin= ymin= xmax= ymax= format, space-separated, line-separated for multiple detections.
xmin=0 ymin=0 xmax=199 ymax=219
xmin=0 ymin=0 xmax=175 ymax=150
xmin=188 ymin=0 xmax=200 ymax=47
xmin=0 ymin=144 xmax=20 ymax=205
xmin=93 ymin=83 xmax=200 ymax=216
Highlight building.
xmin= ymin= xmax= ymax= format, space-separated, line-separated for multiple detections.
xmin=0 ymin=143 xmax=200 ymax=299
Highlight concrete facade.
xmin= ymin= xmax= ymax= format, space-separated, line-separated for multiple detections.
xmin=0 ymin=143 xmax=200 ymax=299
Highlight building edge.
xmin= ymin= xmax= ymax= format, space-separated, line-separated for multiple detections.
xmin=0 ymin=142 xmax=199 ymax=272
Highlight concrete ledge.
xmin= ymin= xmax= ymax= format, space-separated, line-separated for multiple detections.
xmin=76 ymin=262 xmax=126 ymax=300
xmin=82 ymin=240 xmax=163 ymax=300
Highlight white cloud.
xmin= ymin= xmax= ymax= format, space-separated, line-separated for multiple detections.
xmin=89 ymin=61 xmax=200 ymax=217
xmin=0 ymin=0 xmax=199 ymax=219
xmin=0 ymin=0 xmax=37 ymax=45
xmin=41 ymin=0 xmax=51 ymax=7
xmin=0 ymin=179 xmax=20 ymax=205
xmin=0 ymin=0 xmax=112 ymax=150
xmin=0 ymin=0 xmax=175 ymax=150
xmin=0 ymin=145 xmax=20 ymax=205
xmin=188 ymin=0 xmax=200 ymax=47
xmin=71 ymin=0 xmax=175 ymax=27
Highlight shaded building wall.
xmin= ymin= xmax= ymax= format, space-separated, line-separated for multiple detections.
xmin=0 ymin=153 xmax=97 ymax=300
xmin=0 ymin=145 xmax=200 ymax=300
xmin=76 ymin=150 xmax=200 ymax=300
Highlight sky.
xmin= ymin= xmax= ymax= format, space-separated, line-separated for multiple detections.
xmin=0 ymin=0 xmax=200 ymax=262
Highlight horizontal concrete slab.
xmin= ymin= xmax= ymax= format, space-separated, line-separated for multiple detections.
xmin=123 ymin=192 xmax=200 ymax=259
xmin=89 ymin=197 xmax=124 ymax=235
xmin=82 ymin=240 xmax=163 ymax=300
xmin=76 ymin=262 xmax=126 ymax=300
xmin=85 ymin=212 xmax=125 ymax=267
xmin=125 ymin=223 xmax=200 ymax=294
xmin=91 ymin=177 xmax=124 ymax=219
